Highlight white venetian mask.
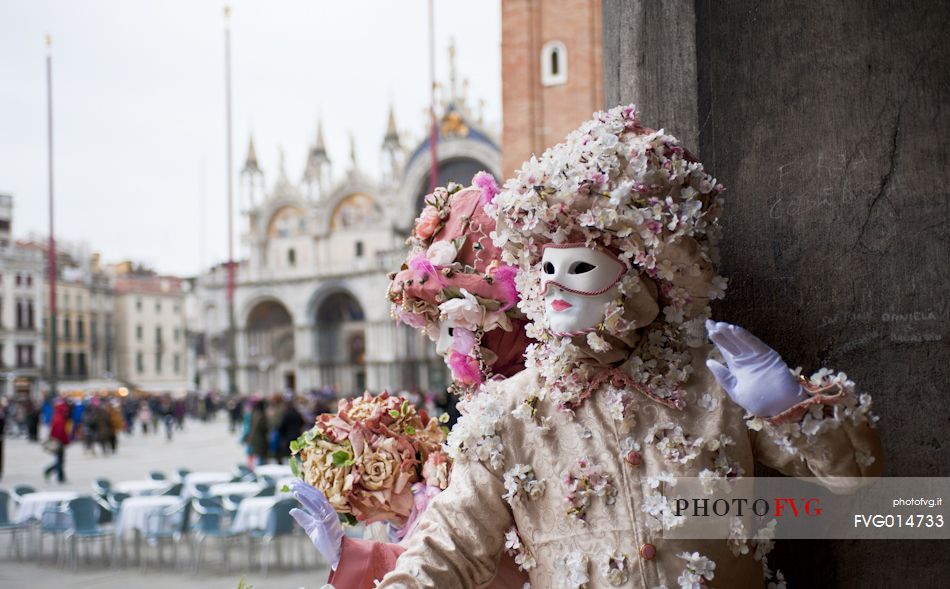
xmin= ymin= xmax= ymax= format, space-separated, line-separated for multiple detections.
xmin=540 ymin=245 xmax=626 ymax=335
xmin=435 ymin=321 xmax=455 ymax=357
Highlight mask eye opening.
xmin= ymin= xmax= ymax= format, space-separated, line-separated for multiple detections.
xmin=569 ymin=261 xmax=596 ymax=274
xmin=542 ymin=261 xmax=556 ymax=274
xmin=447 ymin=326 xmax=454 ymax=337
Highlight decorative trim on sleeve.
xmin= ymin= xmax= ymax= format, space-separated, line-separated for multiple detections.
xmin=746 ymin=368 xmax=879 ymax=457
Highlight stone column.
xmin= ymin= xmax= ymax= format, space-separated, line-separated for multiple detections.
xmin=604 ymin=1 xmax=950 ymax=586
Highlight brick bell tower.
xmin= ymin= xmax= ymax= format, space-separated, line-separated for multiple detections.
xmin=501 ymin=0 xmax=604 ymax=178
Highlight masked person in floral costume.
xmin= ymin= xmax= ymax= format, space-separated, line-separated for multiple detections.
xmin=375 ymin=105 xmax=883 ymax=589
xmin=290 ymin=176 xmax=531 ymax=589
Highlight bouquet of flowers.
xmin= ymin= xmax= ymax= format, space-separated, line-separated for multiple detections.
xmin=291 ymin=391 xmax=451 ymax=527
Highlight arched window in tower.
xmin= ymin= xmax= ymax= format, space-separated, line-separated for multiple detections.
xmin=541 ymin=41 xmax=568 ymax=86
xmin=287 ymin=248 xmax=296 ymax=266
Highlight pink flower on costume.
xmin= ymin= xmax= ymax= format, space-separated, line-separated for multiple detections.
xmin=473 ymin=170 xmax=500 ymax=204
xmin=448 ymin=351 xmax=484 ymax=385
xmin=422 ymin=451 xmax=450 ymax=489
xmin=408 ymin=255 xmax=445 ymax=287
xmin=395 ymin=308 xmax=427 ymax=329
xmin=492 ymin=264 xmax=519 ymax=311
xmin=414 ymin=206 xmax=442 ymax=239
xmin=451 ymin=327 xmax=478 ymax=356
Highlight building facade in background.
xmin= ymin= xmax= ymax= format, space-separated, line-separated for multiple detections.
xmin=0 ymin=194 xmax=45 ymax=399
xmin=19 ymin=240 xmax=121 ymax=396
xmin=189 ymin=88 xmax=500 ymax=397
xmin=114 ymin=269 xmax=188 ymax=395
xmin=500 ymin=0 xmax=603 ymax=177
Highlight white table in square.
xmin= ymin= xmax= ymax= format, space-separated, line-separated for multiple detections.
xmin=182 ymin=472 xmax=233 ymax=497
xmin=15 ymin=491 xmax=79 ymax=523
xmin=208 ymin=481 xmax=264 ymax=498
xmin=230 ymin=497 xmax=281 ymax=532
xmin=114 ymin=496 xmax=184 ymax=536
xmin=113 ymin=479 xmax=169 ymax=496
xmin=254 ymin=464 xmax=292 ymax=479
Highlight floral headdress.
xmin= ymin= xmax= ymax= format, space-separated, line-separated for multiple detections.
xmin=487 ymin=105 xmax=728 ymax=410
xmin=388 ymin=173 xmax=529 ymax=398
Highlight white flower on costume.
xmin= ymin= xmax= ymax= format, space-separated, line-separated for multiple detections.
xmin=766 ymin=569 xmax=787 ymax=589
xmin=425 ymin=240 xmax=458 ymax=266
xmin=727 ymin=517 xmax=750 ymax=556
xmin=645 ymin=423 xmax=704 ymax=465
xmin=697 ymin=393 xmax=719 ymax=412
xmin=563 ymin=457 xmax=617 ymax=521
xmin=642 ymin=473 xmax=685 ymax=532
xmin=855 ymin=449 xmax=876 ymax=467
xmin=504 ymin=527 xmax=537 ymax=571
xmin=676 ymin=551 xmax=716 ymax=589
xmin=446 ymin=383 xmax=507 ymax=469
xmin=555 ymin=551 xmax=590 ymax=589
xmin=601 ymin=551 xmax=629 ymax=586
xmin=586 ymin=332 xmax=611 ymax=353
xmin=752 ymin=519 xmax=778 ymax=561
xmin=502 ymin=464 xmax=546 ymax=505
xmin=438 ymin=289 xmax=485 ymax=332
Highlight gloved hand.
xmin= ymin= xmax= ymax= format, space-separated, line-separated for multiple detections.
xmin=705 ymin=320 xmax=807 ymax=417
xmin=289 ymin=480 xmax=344 ymax=570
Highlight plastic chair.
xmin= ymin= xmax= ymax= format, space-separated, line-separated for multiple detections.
xmin=159 ymin=482 xmax=183 ymax=496
xmin=93 ymin=495 xmax=115 ymax=527
xmin=148 ymin=471 xmax=167 ymax=481
xmin=176 ymin=468 xmax=191 ymax=481
xmin=253 ymin=485 xmax=276 ymax=498
xmin=191 ymin=497 xmax=243 ymax=573
xmin=64 ymin=496 xmax=113 ymax=570
xmin=192 ymin=483 xmax=211 ymax=498
xmin=235 ymin=464 xmax=252 ymax=478
xmin=142 ymin=501 xmax=190 ymax=571
xmin=0 ymin=489 xmax=25 ymax=560
xmin=107 ymin=491 xmax=131 ymax=514
xmin=36 ymin=504 xmax=72 ymax=565
xmin=222 ymin=494 xmax=244 ymax=519
xmin=248 ymin=498 xmax=297 ymax=575
xmin=11 ymin=485 xmax=36 ymax=504
xmin=92 ymin=478 xmax=112 ymax=499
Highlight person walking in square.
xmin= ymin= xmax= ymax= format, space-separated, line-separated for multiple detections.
xmin=43 ymin=399 xmax=71 ymax=483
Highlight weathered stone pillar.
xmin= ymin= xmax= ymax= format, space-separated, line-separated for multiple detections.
xmin=605 ymin=0 xmax=949 ymax=586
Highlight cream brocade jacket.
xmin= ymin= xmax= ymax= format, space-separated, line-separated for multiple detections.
xmin=377 ymin=345 xmax=883 ymax=589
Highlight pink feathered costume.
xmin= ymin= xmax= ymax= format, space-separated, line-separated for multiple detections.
xmin=328 ymin=179 xmax=531 ymax=588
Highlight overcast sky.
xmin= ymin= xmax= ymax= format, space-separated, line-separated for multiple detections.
xmin=0 ymin=0 xmax=501 ymax=277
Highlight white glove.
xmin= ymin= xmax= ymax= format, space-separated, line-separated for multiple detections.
xmin=705 ymin=320 xmax=807 ymax=417
xmin=289 ymin=480 xmax=344 ymax=570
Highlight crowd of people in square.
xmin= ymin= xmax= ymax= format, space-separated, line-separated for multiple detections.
xmin=0 ymin=386 xmax=459 ymax=486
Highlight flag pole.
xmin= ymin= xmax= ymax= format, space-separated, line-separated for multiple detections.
xmin=427 ymin=0 xmax=439 ymax=193
xmin=46 ymin=34 xmax=58 ymax=399
xmin=224 ymin=6 xmax=238 ymax=397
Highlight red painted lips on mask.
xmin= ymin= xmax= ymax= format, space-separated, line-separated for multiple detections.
xmin=551 ymin=299 xmax=573 ymax=312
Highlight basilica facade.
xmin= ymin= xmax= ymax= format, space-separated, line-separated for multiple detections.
xmin=188 ymin=98 xmax=500 ymax=398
